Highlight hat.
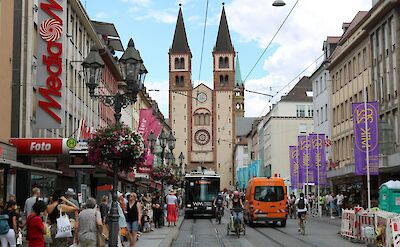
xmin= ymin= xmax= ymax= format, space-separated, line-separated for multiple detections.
xmin=125 ymin=192 xmax=130 ymax=197
xmin=117 ymin=191 xmax=123 ymax=198
xmin=169 ymin=189 xmax=176 ymax=194
xmin=65 ymin=188 xmax=76 ymax=196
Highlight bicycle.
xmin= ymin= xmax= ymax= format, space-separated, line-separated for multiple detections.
xmin=227 ymin=210 xmax=245 ymax=238
xmin=215 ymin=206 xmax=223 ymax=224
xmin=299 ymin=213 xmax=306 ymax=235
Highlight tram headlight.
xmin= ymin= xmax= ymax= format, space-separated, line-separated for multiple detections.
xmin=186 ymin=204 xmax=191 ymax=208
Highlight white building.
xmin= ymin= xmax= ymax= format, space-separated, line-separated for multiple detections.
xmin=310 ymin=36 xmax=340 ymax=163
xmin=262 ymin=76 xmax=314 ymax=181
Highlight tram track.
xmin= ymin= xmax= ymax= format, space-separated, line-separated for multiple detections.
xmin=251 ymin=224 xmax=318 ymax=247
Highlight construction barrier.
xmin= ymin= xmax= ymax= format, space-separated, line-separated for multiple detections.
xmin=356 ymin=211 xmax=376 ymax=244
xmin=376 ymin=210 xmax=400 ymax=247
xmin=341 ymin=209 xmax=357 ymax=239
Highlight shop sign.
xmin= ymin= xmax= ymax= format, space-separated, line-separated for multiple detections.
xmin=36 ymin=0 xmax=67 ymax=129
xmin=9 ymin=138 xmax=72 ymax=155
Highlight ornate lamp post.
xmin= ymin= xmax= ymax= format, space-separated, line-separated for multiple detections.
xmin=82 ymin=39 xmax=147 ymax=247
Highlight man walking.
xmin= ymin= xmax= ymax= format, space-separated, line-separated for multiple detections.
xmin=336 ymin=192 xmax=344 ymax=218
xmin=24 ymin=187 xmax=41 ymax=217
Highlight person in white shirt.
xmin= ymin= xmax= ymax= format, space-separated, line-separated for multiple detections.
xmin=295 ymin=192 xmax=308 ymax=232
xmin=336 ymin=193 xmax=344 ymax=218
xmin=325 ymin=193 xmax=335 ymax=219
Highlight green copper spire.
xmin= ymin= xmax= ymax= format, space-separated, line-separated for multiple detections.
xmin=235 ymin=53 xmax=243 ymax=86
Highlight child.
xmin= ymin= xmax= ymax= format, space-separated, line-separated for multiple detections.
xmin=141 ymin=209 xmax=151 ymax=233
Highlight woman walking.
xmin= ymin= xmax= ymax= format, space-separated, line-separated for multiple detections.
xmin=77 ymin=198 xmax=102 ymax=247
xmin=0 ymin=201 xmax=19 ymax=247
xmin=126 ymin=193 xmax=141 ymax=247
xmin=166 ymin=190 xmax=178 ymax=227
xmin=46 ymin=191 xmax=78 ymax=247
xmin=26 ymin=201 xmax=47 ymax=247
xmin=152 ymin=193 xmax=162 ymax=228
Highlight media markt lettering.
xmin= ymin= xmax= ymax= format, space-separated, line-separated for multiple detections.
xmin=38 ymin=0 xmax=64 ymax=124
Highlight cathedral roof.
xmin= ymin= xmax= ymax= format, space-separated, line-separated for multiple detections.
xmin=214 ymin=5 xmax=234 ymax=53
xmin=235 ymin=53 xmax=243 ymax=87
xmin=171 ymin=7 xmax=191 ymax=53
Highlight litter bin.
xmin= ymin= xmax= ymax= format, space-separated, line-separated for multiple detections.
xmin=379 ymin=180 xmax=400 ymax=213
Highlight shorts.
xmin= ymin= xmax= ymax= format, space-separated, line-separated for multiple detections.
xmin=297 ymin=211 xmax=306 ymax=219
xmin=127 ymin=221 xmax=139 ymax=232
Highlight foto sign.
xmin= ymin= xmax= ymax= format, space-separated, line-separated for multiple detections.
xmin=9 ymin=138 xmax=72 ymax=155
xmin=36 ymin=0 xmax=67 ymax=129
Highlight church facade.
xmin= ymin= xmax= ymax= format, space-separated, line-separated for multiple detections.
xmin=168 ymin=5 xmax=245 ymax=189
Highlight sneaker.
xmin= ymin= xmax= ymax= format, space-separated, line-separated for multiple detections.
xmin=298 ymin=228 xmax=301 ymax=232
xmin=331 ymin=216 xmax=335 ymax=219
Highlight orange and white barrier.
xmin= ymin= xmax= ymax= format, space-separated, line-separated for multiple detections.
xmin=356 ymin=211 xmax=376 ymax=244
xmin=376 ymin=210 xmax=400 ymax=247
xmin=391 ymin=219 xmax=400 ymax=247
xmin=341 ymin=209 xmax=357 ymax=239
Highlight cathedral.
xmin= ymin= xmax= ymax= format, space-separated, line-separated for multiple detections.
xmin=168 ymin=5 xmax=245 ymax=189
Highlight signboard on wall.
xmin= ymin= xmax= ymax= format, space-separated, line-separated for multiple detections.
xmin=36 ymin=0 xmax=67 ymax=129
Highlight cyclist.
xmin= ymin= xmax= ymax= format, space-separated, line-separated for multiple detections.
xmin=230 ymin=191 xmax=244 ymax=230
xmin=295 ymin=192 xmax=308 ymax=232
xmin=214 ymin=192 xmax=225 ymax=217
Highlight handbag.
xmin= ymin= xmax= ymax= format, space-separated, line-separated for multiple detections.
xmin=55 ymin=208 xmax=72 ymax=238
xmin=96 ymin=211 xmax=107 ymax=247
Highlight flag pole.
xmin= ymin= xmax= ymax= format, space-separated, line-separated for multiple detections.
xmin=363 ymin=81 xmax=371 ymax=210
xmin=317 ymin=137 xmax=321 ymax=217
xmin=306 ymin=137 xmax=309 ymax=197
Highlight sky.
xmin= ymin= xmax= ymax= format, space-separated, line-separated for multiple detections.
xmin=84 ymin=0 xmax=372 ymax=117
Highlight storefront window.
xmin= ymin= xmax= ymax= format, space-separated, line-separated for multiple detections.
xmin=31 ymin=173 xmax=56 ymax=199
xmin=0 ymin=169 xmax=4 ymax=207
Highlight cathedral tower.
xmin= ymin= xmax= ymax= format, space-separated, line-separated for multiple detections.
xmin=213 ymin=4 xmax=236 ymax=188
xmin=169 ymin=6 xmax=192 ymax=168
xmin=234 ymin=53 xmax=245 ymax=117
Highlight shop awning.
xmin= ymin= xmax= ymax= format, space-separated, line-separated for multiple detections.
xmin=0 ymin=158 xmax=63 ymax=174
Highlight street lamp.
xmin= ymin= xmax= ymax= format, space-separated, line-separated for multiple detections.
xmin=147 ymin=131 xmax=156 ymax=154
xmin=167 ymin=131 xmax=176 ymax=151
xmin=272 ymin=0 xmax=286 ymax=6
xmin=82 ymin=38 xmax=146 ymax=247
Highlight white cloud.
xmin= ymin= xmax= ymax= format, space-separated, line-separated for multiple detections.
xmin=121 ymin=0 xmax=150 ymax=7
xmin=94 ymin=11 xmax=109 ymax=19
xmin=136 ymin=10 xmax=177 ymax=24
xmin=226 ymin=0 xmax=372 ymax=117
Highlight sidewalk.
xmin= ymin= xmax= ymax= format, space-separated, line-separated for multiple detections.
xmin=126 ymin=216 xmax=184 ymax=247
xmin=308 ymin=214 xmax=342 ymax=227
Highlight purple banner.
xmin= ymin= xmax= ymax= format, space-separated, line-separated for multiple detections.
xmin=289 ymin=146 xmax=299 ymax=189
xmin=298 ymin=135 xmax=314 ymax=184
xmin=310 ymin=134 xmax=328 ymax=186
xmin=352 ymin=102 xmax=379 ymax=175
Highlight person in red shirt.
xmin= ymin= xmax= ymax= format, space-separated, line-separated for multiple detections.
xmin=26 ymin=200 xmax=47 ymax=247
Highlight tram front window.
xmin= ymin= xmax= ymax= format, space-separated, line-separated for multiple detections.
xmin=188 ymin=179 xmax=219 ymax=202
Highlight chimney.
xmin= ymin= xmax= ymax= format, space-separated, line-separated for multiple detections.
xmin=342 ymin=22 xmax=351 ymax=34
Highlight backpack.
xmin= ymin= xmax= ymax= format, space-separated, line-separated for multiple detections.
xmin=298 ymin=198 xmax=305 ymax=210
xmin=0 ymin=214 xmax=10 ymax=234
xmin=216 ymin=196 xmax=223 ymax=206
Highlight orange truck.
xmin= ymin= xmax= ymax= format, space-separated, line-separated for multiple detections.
xmin=243 ymin=177 xmax=288 ymax=227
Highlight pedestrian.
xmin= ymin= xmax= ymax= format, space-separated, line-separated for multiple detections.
xmin=151 ymin=193 xmax=162 ymax=228
xmin=99 ymin=195 xmax=109 ymax=224
xmin=326 ymin=192 xmax=335 ymax=219
xmin=166 ymin=190 xmax=178 ymax=227
xmin=65 ymin=188 xmax=79 ymax=243
xmin=140 ymin=210 xmax=151 ymax=233
xmin=77 ymin=198 xmax=103 ymax=247
xmin=126 ymin=192 xmax=141 ymax=247
xmin=142 ymin=193 xmax=153 ymax=230
xmin=24 ymin=188 xmax=41 ymax=218
xmin=336 ymin=192 xmax=344 ymax=218
xmin=26 ymin=200 xmax=47 ymax=247
xmin=0 ymin=201 xmax=18 ymax=247
xmin=46 ymin=191 xmax=78 ymax=247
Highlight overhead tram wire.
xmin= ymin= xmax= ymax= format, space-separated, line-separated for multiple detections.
xmin=256 ymin=52 xmax=324 ymax=117
xmin=243 ymin=0 xmax=300 ymax=83
xmin=196 ymin=0 xmax=210 ymax=88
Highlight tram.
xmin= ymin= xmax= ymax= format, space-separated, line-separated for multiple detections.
xmin=184 ymin=170 xmax=220 ymax=218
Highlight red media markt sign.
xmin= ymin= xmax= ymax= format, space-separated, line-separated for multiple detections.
xmin=9 ymin=138 xmax=71 ymax=155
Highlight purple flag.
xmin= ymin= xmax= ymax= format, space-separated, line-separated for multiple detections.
xmin=289 ymin=146 xmax=299 ymax=189
xmin=310 ymin=134 xmax=328 ymax=186
xmin=352 ymin=102 xmax=379 ymax=175
xmin=298 ymin=135 xmax=314 ymax=184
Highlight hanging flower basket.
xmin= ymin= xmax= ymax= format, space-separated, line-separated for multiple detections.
xmin=88 ymin=124 xmax=145 ymax=172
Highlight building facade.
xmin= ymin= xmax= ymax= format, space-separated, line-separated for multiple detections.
xmin=311 ymin=37 xmax=339 ymax=167
xmin=327 ymin=10 xmax=374 ymax=207
xmin=263 ymin=77 xmax=314 ymax=183
xmin=168 ymin=6 xmax=241 ymax=189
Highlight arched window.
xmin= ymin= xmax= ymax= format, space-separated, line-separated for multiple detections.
xmin=219 ymin=57 xmax=224 ymax=68
xmin=174 ymin=58 xmax=179 ymax=69
xmin=194 ymin=112 xmax=210 ymax=126
xmin=225 ymin=75 xmax=229 ymax=83
xmin=220 ymin=75 xmax=224 ymax=85
xmin=236 ymin=103 xmax=240 ymax=109
xmin=224 ymin=57 xmax=229 ymax=68
xmin=176 ymin=76 xmax=183 ymax=86
xmin=180 ymin=58 xmax=185 ymax=69
xmin=180 ymin=76 xmax=184 ymax=85
xmin=235 ymin=91 xmax=240 ymax=96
